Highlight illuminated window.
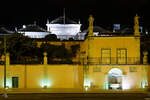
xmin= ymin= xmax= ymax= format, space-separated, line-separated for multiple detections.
xmin=101 ymin=48 xmax=111 ymax=64
xmin=129 ymin=67 xmax=137 ymax=72
xmin=93 ymin=66 xmax=101 ymax=72
xmin=117 ymin=48 xmax=127 ymax=64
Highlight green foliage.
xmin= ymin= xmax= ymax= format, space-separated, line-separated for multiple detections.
xmin=44 ymin=34 xmax=58 ymax=41
xmin=70 ymin=44 xmax=80 ymax=57
xmin=0 ymin=33 xmax=80 ymax=64
xmin=40 ymin=43 xmax=80 ymax=64
xmin=40 ymin=43 xmax=70 ymax=62
xmin=0 ymin=33 xmax=40 ymax=63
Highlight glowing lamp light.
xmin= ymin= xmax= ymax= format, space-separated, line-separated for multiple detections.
xmin=43 ymin=85 xmax=47 ymax=89
xmin=2 ymin=79 xmax=12 ymax=88
xmin=122 ymin=83 xmax=130 ymax=90
xmin=141 ymin=80 xmax=148 ymax=88
xmin=110 ymin=84 xmax=120 ymax=89
xmin=84 ymin=86 xmax=89 ymax=91
xmin=40 ymin=80 xmax=52 ymax=88
xmin=5 ymin=86 xmax=9 ymax=90
xmin=6 ymin=80 xmax=12 ymax=88
xmin=84 ymin=81 xmax=91 ymax=87
xmin=84 ymin=81 xmax=91 ymax=90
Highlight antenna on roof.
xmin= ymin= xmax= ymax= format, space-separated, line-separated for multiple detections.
xmin=47 ymin=19 xmax=49 ymax=24
xmin=34 ymin=21 xmax=36 ymax=25
xmin=63 ymin=8 xmax=66 ymax=24
xmin=78 ymin=19 xmax=81 ymax=24
xmin=15 ymin=27 xmax=18 ymax=32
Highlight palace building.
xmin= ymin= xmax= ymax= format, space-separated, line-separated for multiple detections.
xmin=18 ymin=24 xmax=50 ymax=38
xmin=17 ymin=16 xmax=85 ymax=40
xmin=0 ymin=14 xmax=149 ymax=92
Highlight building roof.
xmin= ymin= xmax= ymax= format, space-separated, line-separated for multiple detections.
xmin=119 ymin=25 xmax=134 ymax=34
xmin=18 ymin=24 xmax=47 ymax=32
xmin=0 ymin=27 xmax=14 ymax=34
xmin=120 ymin=27 xmax=133 ymax=34
xmin=83 ymin=26 xmax=109 ymax=33
xmin=50 ymin=16 xmax=78 ymax=24
xmin=83 ymin=25 xmax=134 ymax=36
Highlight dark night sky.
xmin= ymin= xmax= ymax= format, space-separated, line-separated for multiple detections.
xmin=0 ymin=0 xmax=149 ymax=30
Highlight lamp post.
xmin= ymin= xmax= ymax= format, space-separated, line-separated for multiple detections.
xmin=4 ymin=36 xmax=6 ymax=89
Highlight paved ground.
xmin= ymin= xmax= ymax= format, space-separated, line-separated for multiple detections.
xmin=0 ymin=88 xmax=147 ymax=94
xmin=0 ymin=89 xmax=150 ymax=100
xmin=0 ymin=93 xmax=149 ymax=100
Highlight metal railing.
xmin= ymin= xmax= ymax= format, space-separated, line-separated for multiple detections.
xmin=56 ymin=35 xmax=85 ymax=40
xmin=86 ymin=57 xmax=141 ymax=65
xmin=47 ymin=57 xmax=142 ymax=65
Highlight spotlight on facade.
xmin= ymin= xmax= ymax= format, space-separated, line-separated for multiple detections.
xmin=84 ymin=81 xmax=91 ymax=91
xmin=40 ymin=80 xmax=52 ymax=88
xmin=84 ymin=86 xmax=89 ymax=91
xmin=5 ymin=86 xmax=9 ymax=90
xmin=43 ymin=85 xmax=47 ymax=89
xmin=122 ymin=83 xmax=130 ymax=90
xmin=5 ymin=80 xmax=12 ymax=88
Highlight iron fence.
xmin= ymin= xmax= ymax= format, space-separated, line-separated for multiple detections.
xmin=47 ymin=57 xmax=142 ymax=65
xmin=86 ymin=57 xmax=141 ymax=65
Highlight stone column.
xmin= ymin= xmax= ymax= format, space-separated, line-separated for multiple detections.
xmin=104 ymin=72 xmax=109 ymax=90
xmin=43 ymin=52 xmax=48 ymax=88
xmin=134 ymin=14 xmax=140 ymax=36
xmin=43 ymin=52 xmax=48 ymax=65
xmin=6 ymin=53 xmax=10 ymax=66
xmin=143 ymin=51 xmax=148 ymax=64
xmin=88 ymin=15 xmax=94 ymax=36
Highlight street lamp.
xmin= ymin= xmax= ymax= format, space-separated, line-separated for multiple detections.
xmin=4 ymin=36 xmax=6 ymax=89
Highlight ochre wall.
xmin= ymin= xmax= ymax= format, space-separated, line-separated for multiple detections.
xmin=86 ymin=65 xmax=148 ymax=90
xmin=0 ymin=35 xmax=147 ymax=90
xmin=80 ymin=36 xmax=140 ymax=59
xmin=0 ymin=64 xmax=148 ymax=90
xmin=37 ymin=36 xmax=141 ymax=64
xmin=0 ymin=65 xmax=83 ymax=89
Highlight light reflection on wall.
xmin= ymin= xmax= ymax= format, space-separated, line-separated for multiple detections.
xmin=84 ymin=80 xmax=91 ymax=90
xmin=122 ymin=78 xmax=130 ymax=90
xmin=40 ymin=79 xmax=52 ymax=88
xmin=1 ymin=79 xmax=12 ymax=88
xmin=141 ymin=80 xmax=148 ymax=88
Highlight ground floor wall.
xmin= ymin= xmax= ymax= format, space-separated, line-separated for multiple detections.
xmin=0 ymin=64 xmax=148 ymax=90
xmin=0 ymin=65 xmax=83 ymax=89
xmin=84 ymin=65 xmax=148 ymax=90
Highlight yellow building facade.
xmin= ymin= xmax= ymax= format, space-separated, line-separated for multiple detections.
xmin=0 ymin=15 xmax=149 ymax=91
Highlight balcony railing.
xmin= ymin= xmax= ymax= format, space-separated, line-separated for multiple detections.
xmin=84 ymin=57 xmax=141 ymax=65
xmin=47 ymin=57 xmax=142 ymax=65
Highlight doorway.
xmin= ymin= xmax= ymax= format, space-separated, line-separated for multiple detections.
xmin=12 ymin=77 xmax=19 ymax=88
xmin=108 ymin=68 xmax=122 ymax=90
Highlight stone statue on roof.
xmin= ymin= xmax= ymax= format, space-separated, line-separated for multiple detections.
xmin=134 ymin=14 xmax=139 ymax=25
xmin=88 ymin=15 xmax=94 ymax=36
xmin=134 ymin=14 xmax=140 ymax=36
